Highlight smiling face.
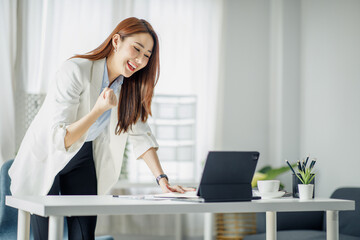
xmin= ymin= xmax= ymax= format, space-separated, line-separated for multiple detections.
xmin=109 ymin=32 xmax=154 ymax=78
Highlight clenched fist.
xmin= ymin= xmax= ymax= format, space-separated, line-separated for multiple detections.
xmin=93 ymin=87 xmax=117 ymax=114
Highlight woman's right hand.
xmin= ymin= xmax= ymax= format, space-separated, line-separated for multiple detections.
xmin=64 ymin=87 xmax=117 ymax=149
xmin=92 ymin=87 xmax=117 ymax=114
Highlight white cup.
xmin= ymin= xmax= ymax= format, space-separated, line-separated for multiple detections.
xmin=257 ymin=180 xmax=280 ymax=193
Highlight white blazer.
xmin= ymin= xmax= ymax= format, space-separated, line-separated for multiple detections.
xmin=9 ymin=58 xmax=159 ymax=196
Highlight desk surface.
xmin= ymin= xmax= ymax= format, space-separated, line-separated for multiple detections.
xmin=6 ymin=195 xmax=355 ymax=217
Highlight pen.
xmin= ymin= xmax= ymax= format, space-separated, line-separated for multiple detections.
xmin=310 ymin=158 xmax=317 ymax=170
xmin=285 ymin=160 xmax=296 ymax=175
xmin=170 ymin=198 xmax=205 ymax=203
xmin=309 ymin=159 xmax=314 ymax=169
xmin=304 ymin=154 xmax=310 ymax=167
xmin=296 ymin=161 xmax=304 ymax=182
xmin=302 ymin=160 xmax=306 ymax=171
xmin=112 ymin=195 xmax=145 ymax=200
xmin=297 ymin=160 xmax=302 ymax=172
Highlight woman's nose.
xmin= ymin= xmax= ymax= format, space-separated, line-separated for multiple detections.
xmin=135 ymin=55 xmax=144 ymax=65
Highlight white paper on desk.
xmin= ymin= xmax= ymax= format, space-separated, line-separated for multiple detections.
xmin=149 ymin=191 xmax=199 ymax=199
xmin=252 ymin=190 xmax=261 ymax=197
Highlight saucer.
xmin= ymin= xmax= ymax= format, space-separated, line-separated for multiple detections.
xmin=259 ymin=191 xmax=285 ymax=199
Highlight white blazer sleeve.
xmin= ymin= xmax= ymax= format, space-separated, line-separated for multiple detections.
xmin=127 ymin=120 xmax=159 ymax=159
xmin=50 ymin=60 xmax=85 ymax=153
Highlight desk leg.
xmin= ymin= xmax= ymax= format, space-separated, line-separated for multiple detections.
xmin=175 ymin=214 xmax=183 ymax=240
xmin=327 ymin=210 xmax=339 ymax=240
xmin=18 ymin=210 xmax=30 ymax=240
xmin=48 ymin=216 xmax=63 ymax=240
xmin=204 ymin=213 xmax=213 ymax=240
xmin=266 ymin=211 xmax=277 ymax=240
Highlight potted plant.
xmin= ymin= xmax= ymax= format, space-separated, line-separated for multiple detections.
xmin=291 ymin=158 xmax=316 ymax=200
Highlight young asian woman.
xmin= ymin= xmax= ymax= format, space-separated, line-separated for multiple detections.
xmin=9 ymin=17 xmax=194 ymax=240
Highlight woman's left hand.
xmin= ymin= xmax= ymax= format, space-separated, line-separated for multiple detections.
xmin=159 ymin=178 xmax=196 ymax=193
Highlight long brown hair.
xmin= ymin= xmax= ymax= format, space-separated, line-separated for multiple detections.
xmin=73 ymin=17 xmax=159 ymax=134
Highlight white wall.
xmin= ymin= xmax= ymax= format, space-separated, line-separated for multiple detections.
xmin=300 ymin=0 xmax=360 ymax=196
xmin=217 ymin=0 xmax=270 ymax=167
xmin=217 ymin=0 xmax=360 ymax=196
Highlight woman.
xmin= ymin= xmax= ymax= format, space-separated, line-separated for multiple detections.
xmin=9 ymin=17 xmax=192 ymax=239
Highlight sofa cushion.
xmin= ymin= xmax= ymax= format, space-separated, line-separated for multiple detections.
xmin=330 ymin=188 xmax=360 ymax=237
xmin=255 ymin=211 xmax=324 ymax=233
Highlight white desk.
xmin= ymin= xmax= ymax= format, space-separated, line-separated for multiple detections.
xmin=6 ymin=195 xmax=354 ymax=240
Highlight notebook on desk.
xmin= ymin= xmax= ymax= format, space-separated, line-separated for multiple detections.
xmin=155 ymin=151 xmax=259 ymax=202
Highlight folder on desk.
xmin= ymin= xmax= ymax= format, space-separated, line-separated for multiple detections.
xmin=151 ymin=191 xmax=202 ymax=202
xmin=197 ymin=151 xmax=259 ymax=202
xmin=152 ymin=191 xmax=199 ymax=199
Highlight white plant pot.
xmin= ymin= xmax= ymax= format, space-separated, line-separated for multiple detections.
xmin=298 ymin=184 xmax=314 ymax=200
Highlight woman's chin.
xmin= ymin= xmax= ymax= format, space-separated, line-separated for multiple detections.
xmin=124 ymin=68 xmax=135 ymax=78
xmin=124 ymin=73 xmax=132 ymax=78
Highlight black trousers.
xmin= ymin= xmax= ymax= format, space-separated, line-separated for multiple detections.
xmin=31 ymin=142 xmax=97 ymax=240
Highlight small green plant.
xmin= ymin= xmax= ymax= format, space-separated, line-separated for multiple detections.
xmin=251 ymin=164 xmax=296 ymax=189
xmin=286 ymin=156 xmax=316 ymax=185
xmin=296 ymin=162 xmax=316 ymax=184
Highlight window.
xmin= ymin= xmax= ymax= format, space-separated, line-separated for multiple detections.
xmin=15 ymin=91 xmax=46 ymax=151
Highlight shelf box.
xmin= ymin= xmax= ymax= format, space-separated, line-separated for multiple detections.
xmin=157 ymin=145 xmax=194 ymax=162
xmin=177 ymin=145 xmax=194 ymax=161
xmin=177 ymin=125 xmax=194 ymax=140
xmin=153 ymin=103 xmax=177 ymax=119
xmin=152 ymin=102 xmax=196 ymax=119
xmin=152 ymin=124 xmax=195 ymax=140
xmin=177 ymin=104 xmax=196 ymax=119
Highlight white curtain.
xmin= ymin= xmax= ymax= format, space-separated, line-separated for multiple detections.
xmin=10 ymin=0 xmax=223 ymax=237
xmin=0 ymin=0 xmax=17 ymax=164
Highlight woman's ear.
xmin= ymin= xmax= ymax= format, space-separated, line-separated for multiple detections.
xmin=112 ymin=34 xmax=121 ymax=51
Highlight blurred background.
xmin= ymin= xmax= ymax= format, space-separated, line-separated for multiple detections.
xmin=1 ymin=0 xmax=359 ymax=239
